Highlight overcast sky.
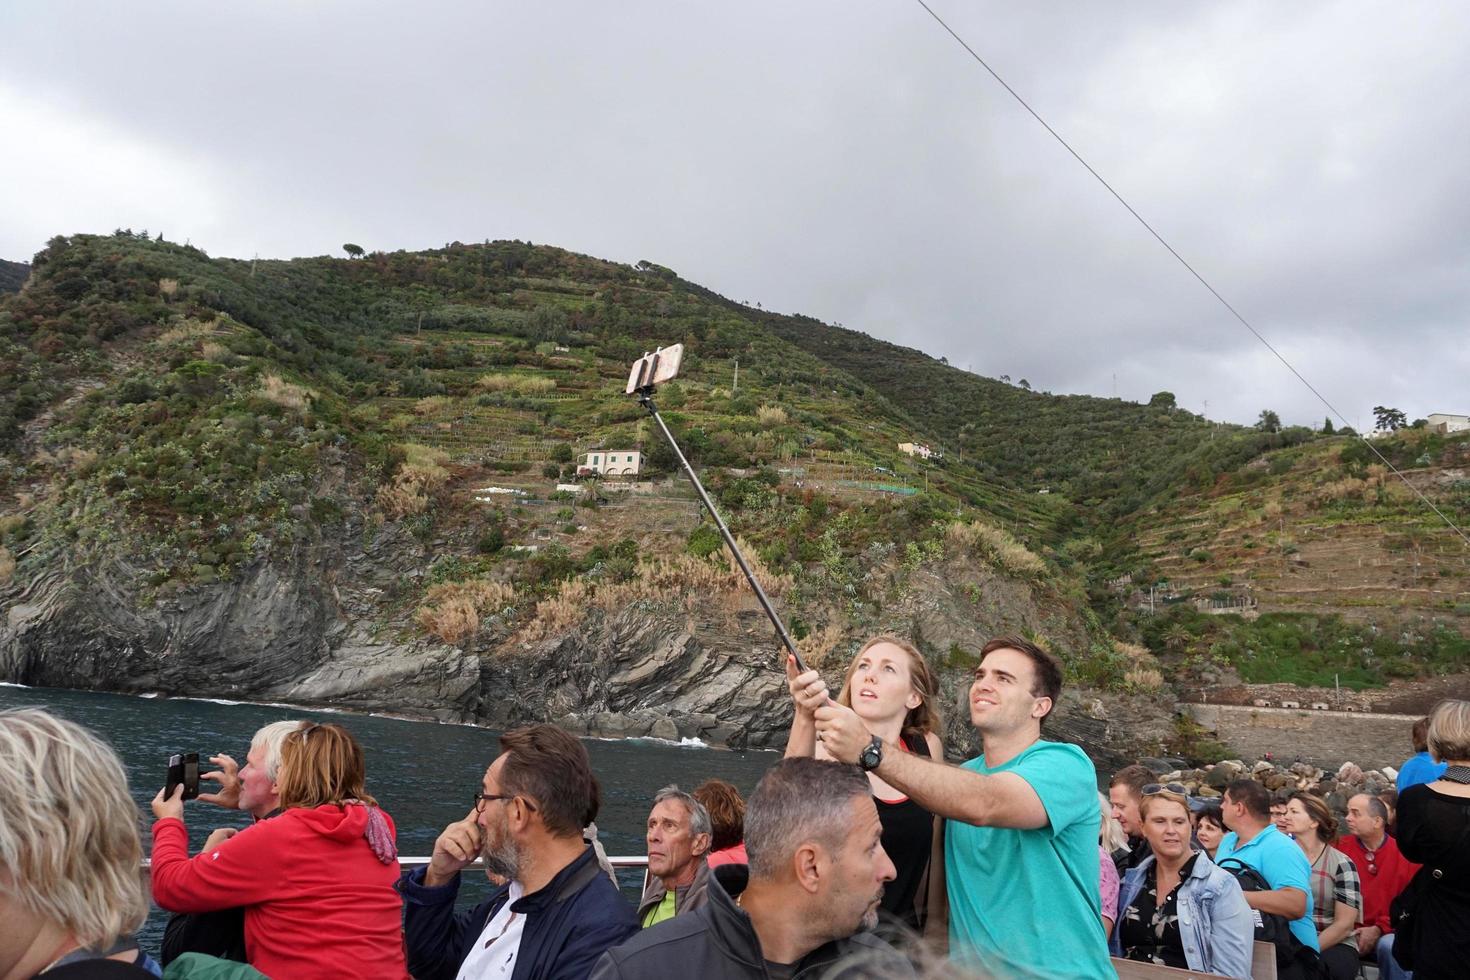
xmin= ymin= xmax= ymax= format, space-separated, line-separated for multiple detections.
xmin=2 ymin=1 xmax=1467 ymax=427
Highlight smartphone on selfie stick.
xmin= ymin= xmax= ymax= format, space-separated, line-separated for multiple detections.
xmin=165 ymin=752 xmax=200 ymax=801
xmin=627 ymin=344 xmax=810 ymax=675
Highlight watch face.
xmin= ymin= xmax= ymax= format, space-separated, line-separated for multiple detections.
xmin=860 ymin=738 xmax=881 ymax=770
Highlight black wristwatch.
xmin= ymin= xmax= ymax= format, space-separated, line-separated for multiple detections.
xmin=858 ymin=735 xmax=884 ymax=772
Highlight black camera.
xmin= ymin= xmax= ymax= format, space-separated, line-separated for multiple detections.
xmin=165 ymin=752 xmax=200 ymax=801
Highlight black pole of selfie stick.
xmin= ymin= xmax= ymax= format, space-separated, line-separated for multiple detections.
xmin=637 ymin=386 xmax=809 ymax=674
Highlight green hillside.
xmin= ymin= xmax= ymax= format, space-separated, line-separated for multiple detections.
xmin=1 ymin=230 xmax=1465 ymax=695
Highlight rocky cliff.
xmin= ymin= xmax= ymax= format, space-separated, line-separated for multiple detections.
xmin=0 ymin=520 xmax=480 ymax=721
xmin=1 ymin=506 xmax=1174 ymax=764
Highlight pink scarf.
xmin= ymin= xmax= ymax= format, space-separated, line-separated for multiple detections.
xmin=343 ymin=800 xmax=398 ymax=864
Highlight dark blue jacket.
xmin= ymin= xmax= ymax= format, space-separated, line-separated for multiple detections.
xmin=399 ymin=845 xmax=638 ymax=980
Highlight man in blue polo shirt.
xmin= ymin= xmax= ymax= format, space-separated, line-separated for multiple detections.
xmin=1215 ymin=778 xmax=1318 ymax=952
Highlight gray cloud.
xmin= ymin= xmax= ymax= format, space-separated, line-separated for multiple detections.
xmin=2 ymin=0 xmax=1466 ymax=426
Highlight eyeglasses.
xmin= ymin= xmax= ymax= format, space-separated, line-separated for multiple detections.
xmin=1143 ymin=782 xmax=1189 ymax=796
xmin=473 ymin=792 xmax=538 ymax=814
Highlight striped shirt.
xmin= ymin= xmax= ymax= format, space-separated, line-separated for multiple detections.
xmin=1306 ymin=843 xmax=1361 ymax=947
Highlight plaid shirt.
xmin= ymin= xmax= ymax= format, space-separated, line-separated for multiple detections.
xmin=1308 ymin=844 xmax=1362 ymax=940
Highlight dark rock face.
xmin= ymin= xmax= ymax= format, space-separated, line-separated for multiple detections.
xmin=0 ymin=542 xmax=479 ymax=722
xmin=1 ymin=532 xmax=1172 ymax=766
xmin=478 ymin=606 xmax=795 ymax=749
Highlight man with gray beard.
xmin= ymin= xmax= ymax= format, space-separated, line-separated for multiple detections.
xmin=590 ymin=758 xmax=913 ymax=979
xmin=399 ymin=724 xmax=638 ymax=980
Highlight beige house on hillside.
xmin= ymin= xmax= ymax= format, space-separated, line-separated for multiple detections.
xmin=577 ymin=450 xmax=641 ymax=477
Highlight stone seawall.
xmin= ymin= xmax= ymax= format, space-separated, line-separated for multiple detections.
xmin=1181 ymin=703 xmax=1420 ymax=772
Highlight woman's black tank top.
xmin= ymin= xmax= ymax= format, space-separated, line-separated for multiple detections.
xmin=875 ymin=733 xmax=935 ymax=931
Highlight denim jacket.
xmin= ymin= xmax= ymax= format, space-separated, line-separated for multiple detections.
xmin=1109 ymin=850 xmax=1254 ymax=979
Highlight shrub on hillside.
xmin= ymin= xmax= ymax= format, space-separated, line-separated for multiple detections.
xmin=475 ymin=373 xmax=555 ymax=395
xmin=376 ymin=443 xmax=450 ymax=519
xmin=756 ymin=404 xmax=788 ymax=426
xmin=258 ymin=374 xmax=312 ymax=412
xmin=944 ymin=520 xmax=1046 ymax=578
xmin=414 ymin=579 xmax=517 ymax=646
xmin=518 ymin=541 xmax=792 ymax=643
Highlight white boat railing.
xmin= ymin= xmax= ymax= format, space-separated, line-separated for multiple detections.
xmin=140 ymin=856 xmax=649 ymax=871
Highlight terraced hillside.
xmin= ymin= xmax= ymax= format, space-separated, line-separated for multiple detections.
xmin=1131 ymin=432 xmax=1470 ymax=619
xmin=1124 ymin=430 xmax=1470 ymax=688
xmin=0 ymin=231 xmax=1465 ymax=724
xmin=0 ymin=232 xmax=1140 ymax=747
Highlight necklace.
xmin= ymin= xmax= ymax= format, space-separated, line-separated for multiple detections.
xmin=1444 ymin=764 xmax=1470 ymax=785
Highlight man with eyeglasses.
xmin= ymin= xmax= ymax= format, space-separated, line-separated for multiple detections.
xmin=398 ymin=723 xmax=638 ymax=980
xmin=1338 ymin=793 xmax=1420 ymax=980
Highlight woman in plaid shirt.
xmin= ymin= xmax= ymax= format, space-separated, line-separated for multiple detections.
xmin=1283 ymin=791 xmax=1362 ymax=980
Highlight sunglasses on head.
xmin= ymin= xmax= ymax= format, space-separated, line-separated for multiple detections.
xmin=1143 ymin=782 xmax=1189 ymax=796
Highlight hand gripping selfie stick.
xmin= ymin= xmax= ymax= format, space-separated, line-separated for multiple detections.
xmin=626 ymin=345 xmax=809 ymax=674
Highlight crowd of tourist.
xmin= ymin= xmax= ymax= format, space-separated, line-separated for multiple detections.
xmin=2 ymin=638 xmax=1467 ymax=980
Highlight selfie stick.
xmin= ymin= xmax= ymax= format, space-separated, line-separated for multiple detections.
xmin=628 ymin=351 xmax=808 ymax=674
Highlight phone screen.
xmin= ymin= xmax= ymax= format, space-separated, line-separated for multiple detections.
xmin=183 ymin=753 xmax=200 ymax=800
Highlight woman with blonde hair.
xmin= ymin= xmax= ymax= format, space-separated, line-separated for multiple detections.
xmin=1393 ymin=698 xmax=1470 ymax=979
xmin=786 ymin=634 xmax=944 ymax=933
xmin=150 ymin=721 xmax=409 ymax=979
xmin=0 ymin=708 xmax=156 ymax=979
xmin=1099 ymin=791 xmax=1125 ymax=935
xmin=1111 ymin=785 xmax=1254 ymax=978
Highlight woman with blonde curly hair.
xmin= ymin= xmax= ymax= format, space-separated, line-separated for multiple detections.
xmin=0 ymin=707 xmax=155 ymax=978
xmin=150 ymin=721 xmax=408 ymax=979
xmin=785 ymin=634 xmax=944 ymax=934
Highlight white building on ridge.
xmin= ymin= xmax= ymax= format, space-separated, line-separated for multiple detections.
xmin=577 ymin=449 xmax=641 ymax=477
xmin=1427 ymin=413 xmax=1469 ymax=435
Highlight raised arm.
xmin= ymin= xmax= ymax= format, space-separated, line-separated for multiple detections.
xmin=783 ymin=655 xmax=841 ymax=762
xmin=783 ymin=656 xmax=822 ymax=759
xmin=813 ymin=702 xmax=1047 ymax=829
xmin=149 ymin=786 xmax=284 ymax=913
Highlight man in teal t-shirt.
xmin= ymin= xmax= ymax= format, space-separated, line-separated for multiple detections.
xmin=815 ymin=636 xmax=1113 ymax=980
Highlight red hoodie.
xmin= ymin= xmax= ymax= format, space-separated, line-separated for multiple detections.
xmin=151 ymin=805 xmax=409 ymax=979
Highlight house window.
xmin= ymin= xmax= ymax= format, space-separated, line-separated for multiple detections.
xmin=592 ymin=455 xmax=600 ymax=465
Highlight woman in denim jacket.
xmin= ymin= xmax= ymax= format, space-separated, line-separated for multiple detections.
xmin=1108 ymin=787 xmax=1255 ymax=979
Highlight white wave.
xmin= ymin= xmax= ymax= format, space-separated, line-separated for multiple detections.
xmin=0 ymin=681 xmax=31 ymax=689
xmin=625 ymin=735 xmax=710 ymax=750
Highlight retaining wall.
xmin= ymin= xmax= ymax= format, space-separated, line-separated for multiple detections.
xmin=1181 ymin=703 xmax=1420 ymax=772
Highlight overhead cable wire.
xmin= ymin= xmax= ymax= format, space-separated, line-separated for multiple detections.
xmin=911 ymin=0 xmax=1470 ymax=549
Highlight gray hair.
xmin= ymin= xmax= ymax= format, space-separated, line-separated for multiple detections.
xmin=0 ymin=708 xmax=148 ymax=948
xmin=252 ymin=719 xmax=306 ymax=782
xmin=1353 ymin=793 xmax=1390 ymax=825
xmin=1428 ymin=699 xmax=1470 ymax=764
xmin=653 ymin=784 xmax=712 ymax=840
xmin=745 ymin=758 xmax=871 ymax=879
